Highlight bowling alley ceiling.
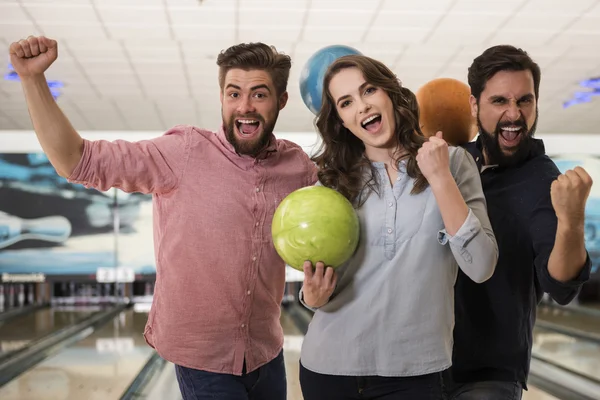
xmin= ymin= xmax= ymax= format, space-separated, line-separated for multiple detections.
xmin=1 ymin=0 xmax=600 ymax=134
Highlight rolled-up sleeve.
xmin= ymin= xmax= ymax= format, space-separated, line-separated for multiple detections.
xmin=68 ymin=125 xmax=191 ymax=195
xmin=438 ymin=148 xmax=498 ymax=283
xmin=529 ymin=188 xmax=592 ymax=304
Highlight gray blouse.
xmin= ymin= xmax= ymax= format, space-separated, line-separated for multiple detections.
xmin=300 ymin=146 xmax=498 ymax=377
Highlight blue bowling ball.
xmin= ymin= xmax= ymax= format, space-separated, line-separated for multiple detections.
xmin=299 ymin=45 xmax=363 ymax=115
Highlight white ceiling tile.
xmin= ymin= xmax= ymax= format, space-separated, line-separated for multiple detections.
xmin=24 ymin=4 xmax=99 ymax=24
xmin=566 ymin=45 xmax=600 ymax=59
xmin=1 ymin=0 xmax=600 ymax=134
xmin=302 ymin=27 xmax=364 ymax=43
xmin=42 ymin=23 xmax=107 ymax=39
xmin=398 ymin=45 xmax=461 ymax=66
xmin=239 ymin=0 xmax=308 ymax=8
xmin=310 ymin=0 xmax=379 ymax=11
xmin=589 ymin=1 xmax=600 ymax=15
xmin=0 ymin=82 xmax=28 ymax=97
xmin=18 ymin=0 xmax=84 ymax=3
xmin=77 ymin=61 xmax=132 ymax=76
xmin=305 ymin=9 xmax=372 ymax=29
xmin=452 ymin=0 xmax=525 ymax=13
xmin=238 ymin=28 xmax=300 ymax=44
xmin=503 ymin=12 xmax=580 ymax=30
xmin=487 ymin=30 xmax=559 ymax=47
xmin=551 ymin=30 xmax=600 ymax=46
xmin=106 ymin=24 xmax=172 ymax=40
xmin=363 ymin=27 xmax=429 ymax=44
xmin=171 ymin=25 xmax=235 ymax=42
xmin=98 ymin=84 xmax=146 ymax=97
xmin=126 ymin=45 xmax=181 ymax=60
xmin=371 ymin=11 xmax=442 ymax=29
xmin=239 ymin=8 xmax=305 ymax=27
xmin=0 ymin=22 xmax=42 ymax=39
xmin=563 ymin=15 xmax=600 ymax=33
xmin=61 ymin=39 xmax=123 ymax=55
xmin=94 ymin=0 xmax=163 ymax=5
xmin=96 ymin=6 xmax=168 ymax=25
xmin=380 ymin=0 xmax=454 ymax=12
xmin=0 ymin=116 xmax=21 ymax=129
xmin=168 ymin=7 xmax=235 ymax=25
xmin=88 ymin=73 xmax=139 ymax=86
xmin=166 ymin=0 xmax=208 ymax=5
xmin=520 ymin=0 xmax=597 ymax=13
xmin=140 ymin=79 xmax=189 ymax=94
xmin=179 ymin=41 xmax=235 ymax=60
xmin=0 ymin=4 xmax=31 ymax=22
xmin=426 ymin=29 xmax=491 ymax=46
xmin=133 ymin=62 xmax=184 ymax=76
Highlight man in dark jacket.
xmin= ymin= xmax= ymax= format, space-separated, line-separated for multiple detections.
xmin=445 ymin=45 xmax=594 ymax=400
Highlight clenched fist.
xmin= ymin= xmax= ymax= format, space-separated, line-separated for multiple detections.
xmin=551 ymin=166 xmax=593 ymax=226
xmin=417 ymin=131 xmax=451 ymax=184
xmin=302 ymin=261 xmax=337 ymax=309
xmin=9 ymin=36 xmax=58 ymax=78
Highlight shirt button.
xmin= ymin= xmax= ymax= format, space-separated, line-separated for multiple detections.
xmin=255 ymin=187 xmax=260 ymax=192
xmin=241 ymin=324 xmax=246 ymax=328
xmin=387 ymin=228 xmax=393 ymax=234
xmin=255 ymin=222 xmax=259 ymax=226
xmin=388 ymin=202 xmax=393 ymax=207
xmin=252 ymin=256 xmax=257 ymax=261
xmin=247 ymin=290 xmax=251 ymax=295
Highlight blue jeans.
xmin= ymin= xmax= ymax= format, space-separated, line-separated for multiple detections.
xmin=175 ymin=351 xmax=286 ymax=400
xmin=442 ymin=370 xmax=522 ymax=400
xmin=299 ymin=361 xmax=445 ymax=400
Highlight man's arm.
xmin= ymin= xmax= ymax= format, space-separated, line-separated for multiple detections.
xmin=532 ymin=166 xmax=593 ymax=304
xmin=11 ymin=36 xmax=190 ymax=195
xmin=547 ymin=167 xmax=593 ymax=281
xmin=10 ymin=36 xmax=82 ymax=177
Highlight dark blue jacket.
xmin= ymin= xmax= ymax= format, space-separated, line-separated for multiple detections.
xmin=451 ymin=136 xmax=591 ymax=388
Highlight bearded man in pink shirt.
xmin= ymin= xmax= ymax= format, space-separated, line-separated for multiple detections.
xmin=10 ymin=35 xmax=317 ymax=400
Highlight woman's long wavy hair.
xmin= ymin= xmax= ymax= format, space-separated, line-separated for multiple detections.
xmin=311 ymin=55 xmax=428 ymax=207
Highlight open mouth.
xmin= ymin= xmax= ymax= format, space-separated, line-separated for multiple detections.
xmin=361 ymin=114 xmax=382 ymax=134
xmin=235 ymin=118 xmax=262 ymax=137
xmin=499 ymin=125 xmax=524 ymax=147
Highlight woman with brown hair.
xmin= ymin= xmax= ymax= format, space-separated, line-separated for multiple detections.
xmin=298 ymin=55 xmax=498 ymax=399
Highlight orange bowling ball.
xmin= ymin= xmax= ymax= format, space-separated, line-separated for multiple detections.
xmin=415 ymin=78 xmax=477 ymax=146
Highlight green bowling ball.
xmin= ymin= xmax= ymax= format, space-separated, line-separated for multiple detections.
xmin=272 ymin=186 xmax=360 ymax=271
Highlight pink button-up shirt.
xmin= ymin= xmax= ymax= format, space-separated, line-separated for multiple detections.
xmin=68 ymin=125 xmax=317 ymax=374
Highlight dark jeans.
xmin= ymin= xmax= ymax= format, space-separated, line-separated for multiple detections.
xmin=442 ymin=369 xmax=522 ymax=400
xmin=299 ymin=361 xmax=445 ymax=400
xmin=175 ymin=351 xmax=286 ymax=400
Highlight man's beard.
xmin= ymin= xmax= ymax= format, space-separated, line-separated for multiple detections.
xmin=224 ymin=111 xmax=277 ymax=157
xmin=477 ymin=108 xmax=538 ymax=168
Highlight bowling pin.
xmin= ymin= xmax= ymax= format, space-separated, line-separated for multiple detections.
xmin=0 ymin=285 xmax=4 ymax=312
xmin=28 ymin=284 xmax=35 ymax=305
xmin=7 ymin=285 xmax=14 ymax=308
xmin=17 ymin=284 xmax=24 ymax=307
xmin=65 ymin=282 xmax=75 ymax=305
xmin=0 ymin=212 xmax=72 ymax=249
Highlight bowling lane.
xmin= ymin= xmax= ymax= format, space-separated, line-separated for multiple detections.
xmin=281 ymin=309 xmax=304 ymax=400
xmin=0 ymin=308 xmax=153 ymax=400
xmin=0 ymin=307 xmax=98 ymax=356
xmin=537 ymin=303 xmax=600 ymax=336
xmin=533 ymin=326 xmax=600 ymax=382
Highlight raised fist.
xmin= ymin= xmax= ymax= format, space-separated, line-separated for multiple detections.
xmin=9 ymin=36 xmax=58 ymax=78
